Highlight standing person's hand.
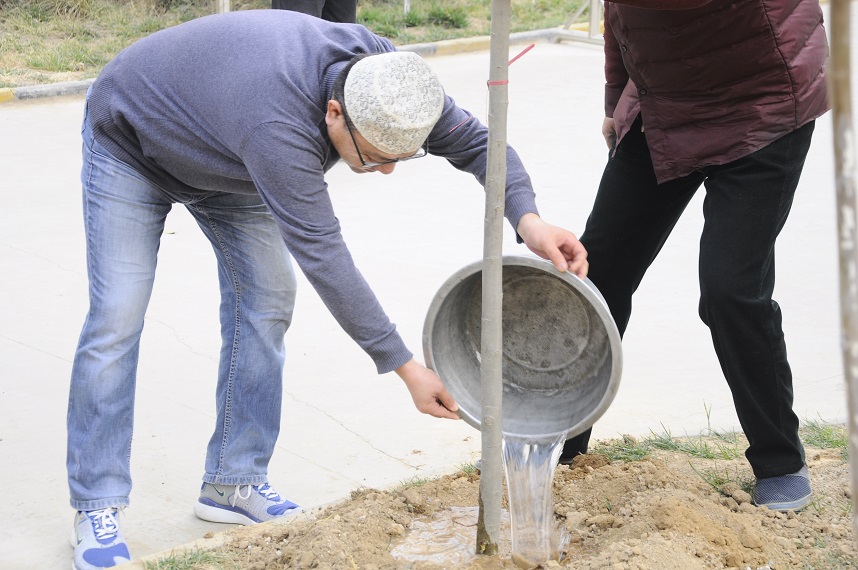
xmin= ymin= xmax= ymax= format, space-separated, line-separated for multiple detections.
xmin=396 ymin=359 xmax=460 ymax=419
xmin=603 ymin=117 xmax=617 ymax=150
xmin=516 ymin=214 xmax=589 ymax=278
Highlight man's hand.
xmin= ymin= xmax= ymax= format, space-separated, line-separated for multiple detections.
xmin=516 ymin=213 xmax=589 ymax=278
xmin=603 ymin=117 xmax=617 ymax=150
xmin=396 ymin=359 xmax=460 ymax=420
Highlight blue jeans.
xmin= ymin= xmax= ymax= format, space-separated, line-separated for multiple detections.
xmin=67 ymin=101 xmax=297 ymax=510
xmin=562 ymin=117 xmax=815 ymax=479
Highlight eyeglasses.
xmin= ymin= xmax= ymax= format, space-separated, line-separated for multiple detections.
xmin=342 ymin=110 xmax=428 ymax=170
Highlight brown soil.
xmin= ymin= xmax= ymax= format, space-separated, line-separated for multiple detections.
xmin=190 ymin=436 xmax=857 ymax=570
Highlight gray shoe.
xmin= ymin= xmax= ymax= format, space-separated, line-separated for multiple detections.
xmin=753 ymin=465 xmax=812 ymax=511
xmin=71 ymin=508 xmax=131 ymax=569
xmin=194 ymin=482 xmax=301 ymax=525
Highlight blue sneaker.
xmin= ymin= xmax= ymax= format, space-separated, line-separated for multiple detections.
xmin=753 ymin=465 xmax=813 ymax=511
xmin=71 ymin=508 xmax=131 ymax=569
xmin=193 ymin=482 xmax=301 ymax=525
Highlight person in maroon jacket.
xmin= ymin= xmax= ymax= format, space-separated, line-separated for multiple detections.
xmin=560 ymin=0 xmax=829 ymax=512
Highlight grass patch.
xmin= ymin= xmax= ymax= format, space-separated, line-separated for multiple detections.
xmin=1 ymin=0 xmax=589 ymax=87
xmin=647 ymin=425 xmax=743 ymax=461
xmin=801 ymin=417 xmax=849 ymax=460
xmin=398 ymin=475 xmax=432 ymax=489
xmin=589 ymin=408 xmax=745 ymax=464
xmin=0 ymin=0 xmax=218 ymax=87
xmin=692 ymin=462 xmax=755 ymax=496
xmin=591 ymin=434 xmax=651 ymax=462
xmin=143 ymin=548 xmax=238 ymax=570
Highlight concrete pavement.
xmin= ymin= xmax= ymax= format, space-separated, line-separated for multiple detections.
xmin=0 ymin=30 xmax=849 ymax=570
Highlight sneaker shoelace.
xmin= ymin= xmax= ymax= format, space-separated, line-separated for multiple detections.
xmin=231 ymin=484 xmax=253 ymax=507
xmin=230 ymin=484 xmax=280 ymax=505
xmin=229 ymin=483 xmax=295 ymax=516
xmin=229 ymin=483 xmax=292 ymax=514
xmin=257 ymin=484 xmax=298 ymax=516
xmin=255 ymin=483 xmax=282 ymax=502
xmin=88 ymin=508 xmax=120 ymax=541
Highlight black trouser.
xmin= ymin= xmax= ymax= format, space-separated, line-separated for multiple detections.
xmin=561 ymin=117 xmax=815 ymax=479
xmin=271 ymin=0 xmax=357 ymax=23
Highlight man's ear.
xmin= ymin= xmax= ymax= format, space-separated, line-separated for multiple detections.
xmin=325 ymin=99 xmax=344 ymax=127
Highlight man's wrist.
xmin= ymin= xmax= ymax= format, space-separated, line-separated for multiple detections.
xmin=516 ymin=212 xmax=541 ymax=238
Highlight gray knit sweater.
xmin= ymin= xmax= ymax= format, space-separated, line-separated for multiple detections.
xmin=87 ymin=9 xmax=539 ymax=374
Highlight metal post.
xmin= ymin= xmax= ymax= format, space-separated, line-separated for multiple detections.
xmin=216 ymin=0 xmax=230 ymax=13
xmin=587 ymin=0 xmax=602 ymax=39
xmin=476 ymin=0 xmax=511 ymax=557
xmin=563 ymin=0 xmax=602 ymax=36
xmin=829 ymin=0 xmax=858 ymax=542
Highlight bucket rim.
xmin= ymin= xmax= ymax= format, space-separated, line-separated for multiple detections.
xmin=422 ymin=254 xmax=623 ymax=438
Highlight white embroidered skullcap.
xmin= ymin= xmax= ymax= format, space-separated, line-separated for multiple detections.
xmin=344 ymin=52 xmax=445 ymax=155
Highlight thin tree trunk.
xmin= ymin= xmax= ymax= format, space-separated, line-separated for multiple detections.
xmin=476 ymin=0 xmax=511 ymax=556
xmin=829 ymin=0 xmax=858 ymax=543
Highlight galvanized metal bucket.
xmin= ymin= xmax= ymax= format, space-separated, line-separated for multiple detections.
xmin=423 ymin=256 xmax=622 ymax=439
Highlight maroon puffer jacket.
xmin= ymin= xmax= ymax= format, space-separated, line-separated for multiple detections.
xmin=605 ymin=0 xmax=829 ymax=183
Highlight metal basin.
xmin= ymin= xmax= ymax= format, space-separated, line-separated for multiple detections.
xmin=423 ymin=256 xmax=622 ymax=439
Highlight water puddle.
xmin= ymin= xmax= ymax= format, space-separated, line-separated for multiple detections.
xmin=390 ymin=506 xmax=512 ymax=567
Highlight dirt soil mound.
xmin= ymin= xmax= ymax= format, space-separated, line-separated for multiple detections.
xmin=187 ymin=437 xmax=857 ymax=569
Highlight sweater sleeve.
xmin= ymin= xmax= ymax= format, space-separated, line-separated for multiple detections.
xmin=603 ymin=3 xmax=627 ymax=118
xmin=241 ymin=121 xmax=413 ymax=375
xmin=426 ymin=95 xmax=538 ymax=234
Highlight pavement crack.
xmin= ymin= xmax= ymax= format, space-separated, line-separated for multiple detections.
xmin=284 ymin=391 xmax=420 ymax=469
xmin=0 ymin=333 xmax=71 ymax=362
xmin=0 ymin=242 xmax=82 ymax=276
xmin=144 ymin=317 xmax=217 ymax=361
